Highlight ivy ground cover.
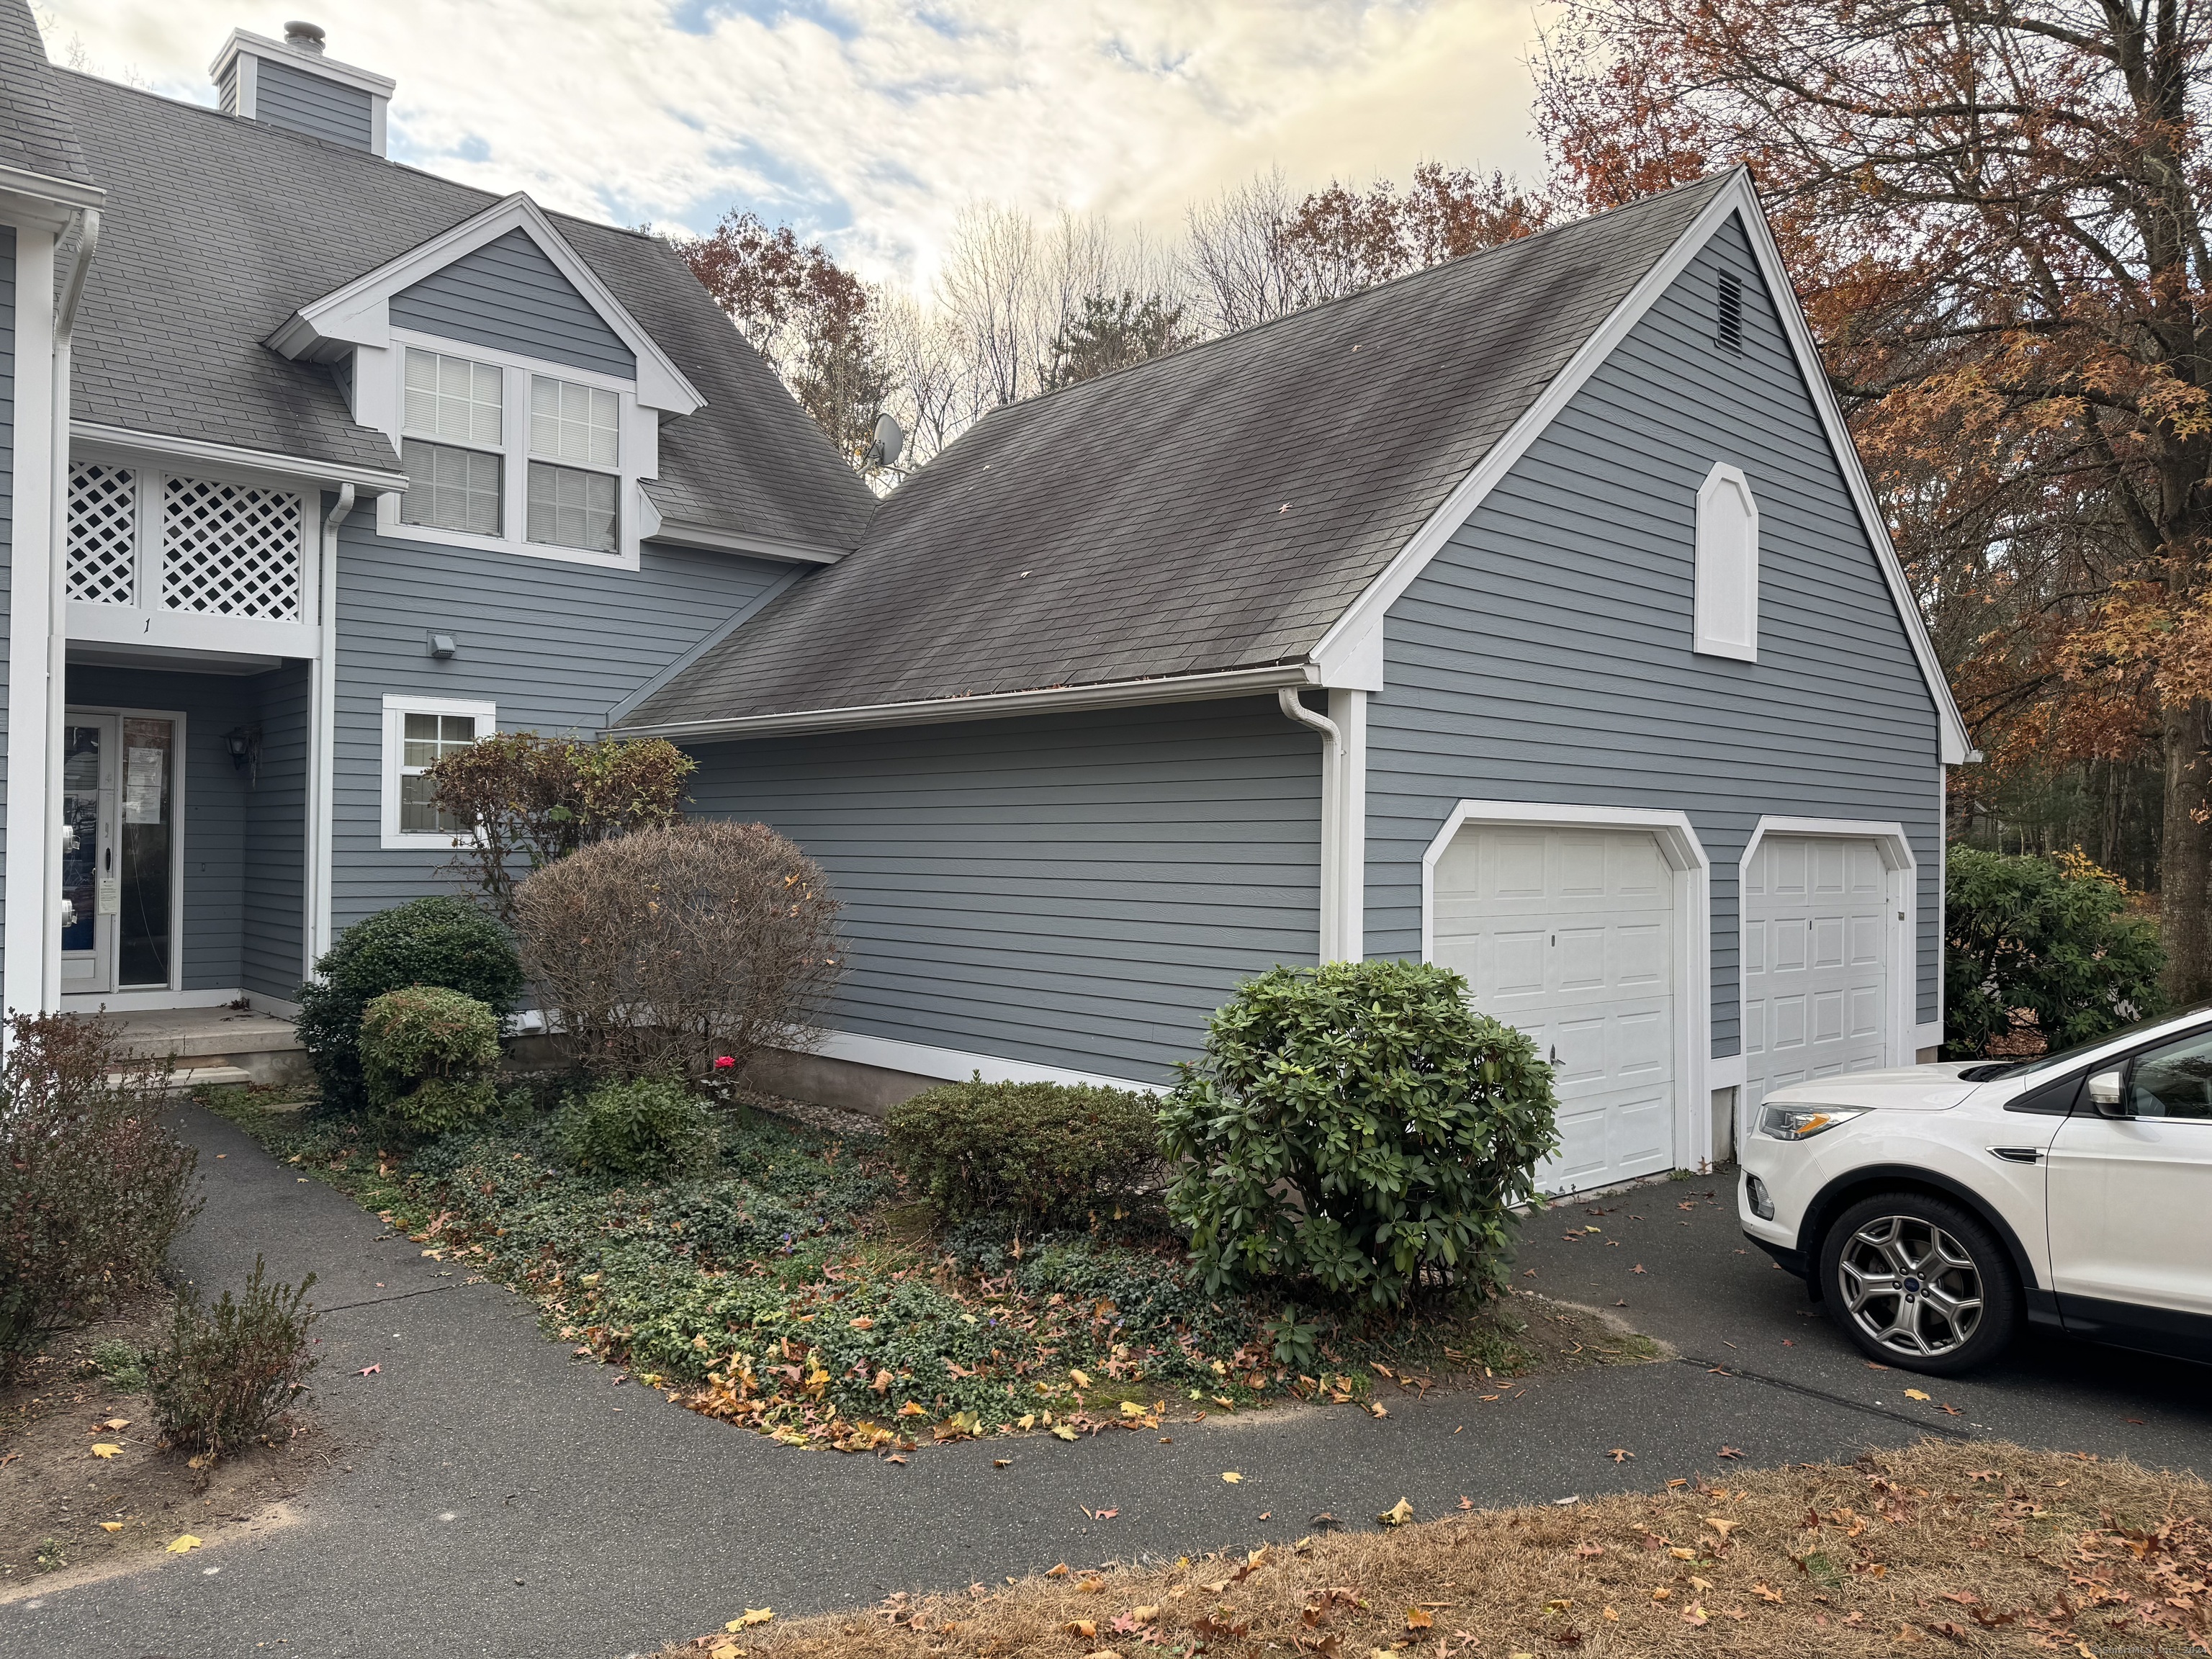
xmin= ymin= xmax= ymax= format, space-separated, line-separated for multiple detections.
xmin=199 ymin=1089 xmax=1591 ymax=1455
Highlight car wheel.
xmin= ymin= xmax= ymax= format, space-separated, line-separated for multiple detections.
xmin=1817 ymin=1192 xmax=2020 ymax=1375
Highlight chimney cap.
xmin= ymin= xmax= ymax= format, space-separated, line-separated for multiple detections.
xmin=282 ymin=20 xmax=326 ymax=52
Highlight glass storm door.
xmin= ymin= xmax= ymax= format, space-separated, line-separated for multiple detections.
xmin=59 ymin=715 xmax=117 ymax=992
xmin=59 ymin=712 xmax=176 ymax=994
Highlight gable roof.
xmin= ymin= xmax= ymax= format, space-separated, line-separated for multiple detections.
xmin=619 ymin=170 xmax=1971 ymax=764
xmin=619 ymin=175 xmax=1735 ymax=732
xmin=0 ymin=0 xmax=94 ymax=199
xmin=55 ymin=69 xmax=876 ymax=553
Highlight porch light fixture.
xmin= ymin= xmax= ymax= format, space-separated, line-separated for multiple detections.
xmin=225 ymin=725 xmax=263 ymax=786
xmin=428 ymin=631 xmax=457 ymax=659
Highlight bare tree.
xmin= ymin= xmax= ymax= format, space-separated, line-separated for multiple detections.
xmin=1182 ymin=167 xmax=1306 ymax=333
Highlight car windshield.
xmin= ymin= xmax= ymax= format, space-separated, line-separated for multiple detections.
xmin=1966 ymin=999 xmax=2212 ymax=1080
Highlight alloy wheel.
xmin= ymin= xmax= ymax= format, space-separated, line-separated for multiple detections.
xmin=1835 ymin=1213 xmax=1984 ymax=1359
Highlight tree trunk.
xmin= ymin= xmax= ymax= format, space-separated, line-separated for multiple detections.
xmin=2159 ymin=697 xmax=2212 ymax=1002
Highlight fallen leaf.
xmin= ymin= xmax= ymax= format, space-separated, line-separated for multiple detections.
xmin=1682 ymin=1604 xmax=1709 ymax=1626
xmin=90 ymin=1442 xmax=121 ymax=1460
xmin=1069 ymin=1367 xmax=1093 ymax=1389
xmin=354 ymin=1364 xmax=381 ymax=1377
xmin=1718 ymin=1446 xmax=1743 ymax=1459
xmin=1652 ymin=1587 xmax=1671 ymax=1601
xmin=1046 ymin=1563 xmax=1071 ymax=1578
xmin=898 ymin=1401 xmax=927 ymax=1417
xmin=1406 ymin=1609 xmax=1434 ymax=1629
xmin=848 ymin=1316 xmax=874 ymax=1331
xmin=166 ymin=1534 xmax=203 ymax=1553
xmin=102 ymin=1418 xmax=130 ymax=1430
xmin=1752 ymin=1582 xmax=1784 ymax=1604
xmin=1609 ymin=1448 xmax=1635 ymax=1463
xmin=1905 ymin=1388 xmax=1931 ymax=1401
xmin=1130 ymin=1605 xmax=1159 ymax=1622
xmin=1053 ymin=1426 xmax=1079 ymax=1442
xmin=1065 ymin=1619 xmax=1097 ymax=1638
xmin=1707 ymin=1516 xmax=1739 ymax=1537
xmin=1120 ymin=1401 xmax=1146 ymax=1418
xmin=1380 ymin=1498 xmax=1413 ymax=1527
xmin=1221 ymin=1471 xmax=1242 ymax=1483
xmin=1367 ymin=1402 xmax=1389 ymax=1419
xmin=98 ymin=1521 xmax=123 ymax=1533
xmin=1575 ymin=1544 xmax=1604 ymax=1557
xmin=738 ymin=1608 xmax=773 ymax=1627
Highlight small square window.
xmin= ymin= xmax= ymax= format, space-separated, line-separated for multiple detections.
xmin=526 ymin=462 xmax=618 ymax=553
xmin=400 ymin=441 xmax=503 ymax=536
xmin=404 ymin=349 xmax=503 ymax=446
xmin=385 ymin=699 xmax=493 ymax=847
xmin=530 ymin=376 xmax=619 ymax=469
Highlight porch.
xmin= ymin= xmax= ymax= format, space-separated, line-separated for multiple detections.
xmin=95 ymin=1002 xmax=310 ymax=1089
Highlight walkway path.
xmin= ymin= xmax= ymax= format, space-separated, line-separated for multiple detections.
xmin=6 ymin=1112 xmax=2206 ymax=1659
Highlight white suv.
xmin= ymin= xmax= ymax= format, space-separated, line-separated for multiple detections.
xmin=1737 ymin=1007 xmax=2212 ymax=1375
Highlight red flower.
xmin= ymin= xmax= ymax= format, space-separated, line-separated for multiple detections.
xmin=713 ymin=1056 xmax=736 ymax=1069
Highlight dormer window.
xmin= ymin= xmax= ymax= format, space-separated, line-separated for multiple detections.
xmin=382 ymin=339 xmax=639 ymax=565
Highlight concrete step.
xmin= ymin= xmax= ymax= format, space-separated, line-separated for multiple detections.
xmin=109 ymin=1063 xmax=256 ymax=1092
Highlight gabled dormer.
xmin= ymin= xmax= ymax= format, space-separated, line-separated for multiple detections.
xmin=267 ymin=193 xmax=706 ymax=570
xmin=213 ymin=22 xmax=393 ymax=155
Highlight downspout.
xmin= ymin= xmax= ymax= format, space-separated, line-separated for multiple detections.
xmin=41 ymin=208 xmax=97 ymax=1011
xmin=1278 ymin=686 xmax=1344 ymax=961
xmin=305 ymin=482 xmax=354 ymax=980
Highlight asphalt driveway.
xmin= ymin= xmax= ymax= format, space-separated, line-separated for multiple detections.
xmin=6 ymin=1120 xmax=2206 ymax=1659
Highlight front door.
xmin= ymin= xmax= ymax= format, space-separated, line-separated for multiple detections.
xmin=2046 ymin=1023 xmax=2212 ymax=1357
xmin=59 ymin=710 xmax=177 ymax=996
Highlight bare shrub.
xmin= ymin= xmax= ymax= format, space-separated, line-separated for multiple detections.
xmin=512 ymin=820 xmax=843 ymax=1082
xmin=0 ymin=1014 xmax=198 ymax=1370
xmin=149 ymin=1255 xmax=318 ymax=1459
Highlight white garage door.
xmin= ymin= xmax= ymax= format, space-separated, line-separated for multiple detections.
xmin=1432 ymin=827 xmax=1676 ymax=1194
xmin=1743 ymin=835 xmax=1891 ymax=1115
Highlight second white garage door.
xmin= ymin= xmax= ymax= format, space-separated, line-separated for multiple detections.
xmin=1742 ymin=835 xmax=1892 ymax=1115
xmin=1431 ymin=827 xmax=1676 ymax=1193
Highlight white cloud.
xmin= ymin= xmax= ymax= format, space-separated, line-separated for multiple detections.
xmin=41 ymin=0 xmax=1550 ymax=282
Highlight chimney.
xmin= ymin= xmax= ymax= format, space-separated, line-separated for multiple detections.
xmin=212 ymin=22 xmax=395 ymax=156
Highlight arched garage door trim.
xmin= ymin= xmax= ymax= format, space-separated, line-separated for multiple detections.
xmin=1736 ymin=816 xmax=1918 ymax=1083
xmin=1420 ymin=801 xmax=1712 ymax=1181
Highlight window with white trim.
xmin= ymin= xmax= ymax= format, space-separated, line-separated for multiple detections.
xmin=400 ymin=348 xmax=503 ymax=536
xmin=1694 ymin=463 xmax=1759 ymax=661
xmin=381 ymin=694 xmax=495 ymax=849
xmin=526 ymin=374 xmax=619 ymax=552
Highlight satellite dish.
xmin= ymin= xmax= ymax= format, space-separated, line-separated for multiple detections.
xmin=862 ymin=411 xmax=904 ymax=471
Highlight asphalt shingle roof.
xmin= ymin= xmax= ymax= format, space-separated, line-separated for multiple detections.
xmin=624 ymin=175 xmax=1734 ymax=731
xmin=56 ymin=70 xmax=875 ymax=551
xmin=0 ymin=0 xmax=91 ymax=189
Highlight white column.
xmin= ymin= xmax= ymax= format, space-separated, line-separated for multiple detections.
xmin=1327 ymin=687 xmax=1367 ymax=962
xmin=3 ymin=225 xmax=58 ymax=1018
xmin=303 ymin=485 xmax=352 ymax=977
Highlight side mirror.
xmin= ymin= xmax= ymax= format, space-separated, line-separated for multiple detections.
xmin=2086 ymin=1069 xmax=2128 ymax=1118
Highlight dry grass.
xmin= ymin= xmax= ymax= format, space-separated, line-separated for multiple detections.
xmin=665 ymin=1439 xmax=2211 ymax=1658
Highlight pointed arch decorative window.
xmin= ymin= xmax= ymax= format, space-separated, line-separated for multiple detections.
xmin=1694 ymin=463 xmax=1758 ymax=662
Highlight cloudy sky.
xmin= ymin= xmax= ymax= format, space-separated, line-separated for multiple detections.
xmin=41 ymin=1 xmax=1552 ymax=283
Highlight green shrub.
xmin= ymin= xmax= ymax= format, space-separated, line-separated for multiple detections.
xmin=89 ymin=1338 xmax=148 ymax=1391
xmin=297 ymin=897 xmax=524 ymax=1114
xmin=0 ymin=1014 xmax=199 ymax=1371
xmin=1944 ymin=846 xmax=2165 ymax=1058
xmin=1159 ymin=960 xmax=1558 ymax=1310
xmin=886 ymin=1076 xmax=1162 ymax=1222
xmin=554 ymin=1078 xmax=718 ymax=1180
xmin=359 ymin=985 xmax=503 ymax=1133
xmin=148 ymin=1256 xmax=318 ymax=1459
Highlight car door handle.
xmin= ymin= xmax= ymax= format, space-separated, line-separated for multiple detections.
xmin=1987 ymin=1146 xmax=2043 ymax=1164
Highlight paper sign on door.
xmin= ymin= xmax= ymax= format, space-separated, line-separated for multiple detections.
xmin=97 ymin=877 xmax=120 ymax=916
xmin=125 ymin=746 xmax=164 ymax=824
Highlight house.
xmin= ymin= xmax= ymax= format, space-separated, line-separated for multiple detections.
xmin=0 ymin=12 xmax=1969 ymax=1193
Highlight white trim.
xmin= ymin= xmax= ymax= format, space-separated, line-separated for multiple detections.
xmin=5 ymin=226 xmax=58 ymax=1017
xmin=1692 ymin=462 xmax=1758 ymax=661
xmin=73 ymin=422 xmax=408 ymax=495
xmin=60 ymin=704 xmax=190 ymax=998
xmin=68 ymin=602 xmax=320 ymax=660
xmin=212 ymin=30 xmax=397 ymax=99
xmin=268 ymin=194 xmax=706 ymax=420
xmin=307 ymin=487 xmax=355 ymax=973
xmin=1736 ymin=816 xmax=1919 ymax=1074
xmin=59 ymin=986 xmax=249 ymax=1014
xmin=616 ymin=662 xmax=1318 ymax=741
xmin=1308 ymin=170 xmax=1972 ymax=766
xmin=233 ymin=50 xmax=256 ymax=119
xmin=252 ymin=991 xmax=305 ymax=1020
xmin=806 ymin=1026 xmax=1160 ymax=1094
xmin=1708 ymin=1053 xmax=1747 ymax=1090
xmin=646 ymin=516 xmax=846 ymax=565
xmin=1419 ymin=799 xmax=1713 ymax=1180
xmin=0 ymin=164 xmax=102 ymax=212
xmin=1914 ymin=1021 xmax=1944 ymax=1053
xmin=371 ymin=331 xmax=652 ymax=570
xmin=380 ymin=693 xmax=496 ymax=850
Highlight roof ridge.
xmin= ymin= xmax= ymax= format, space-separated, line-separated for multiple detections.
xmin=991 ymin=169 xmax=1739 ymax=418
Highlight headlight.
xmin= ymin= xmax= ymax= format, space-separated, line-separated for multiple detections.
xmin=1758 ymin=1105 xmax=1868 ymax=1141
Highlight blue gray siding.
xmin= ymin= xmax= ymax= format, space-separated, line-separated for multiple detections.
xmin=329 ymin=519 xmax=786 ymax=927
xmin=391 ymin=229 xmax=636 ymax=379
xmin=1365 ymin=213 xmax=1943 ymax=1048
xmin=251 ymin=56 xmax=374 ymax=150
xmin=243 ymin=662 xmax=310 ymax=998
xmin=680 ymin=698 xmax=1323 ymax=1085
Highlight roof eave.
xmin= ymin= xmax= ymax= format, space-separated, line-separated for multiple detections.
xmin=613 ymin=661 xmax=1319 ymax=743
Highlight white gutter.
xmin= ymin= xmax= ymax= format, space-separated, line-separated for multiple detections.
xmin=615 ymin=661 xmax=1318 ymax=741
xmin=305 ymin=482 xmax=355 ymax=977
xmin=1277 ymin=686 xmax=1364 ymax=963
xmin=71 ymin=421 xmax=408 ymax=495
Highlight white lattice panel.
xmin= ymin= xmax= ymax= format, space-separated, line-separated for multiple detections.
xmin=161 ymin=477 xmax=303 ymax=621
xmin=66 ymin=462 xmax=137 ymax=605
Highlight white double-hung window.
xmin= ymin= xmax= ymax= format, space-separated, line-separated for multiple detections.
xmin=382 ymin=693 xmax=496 ymax=849
xmin=528 ymin=376 xmax=620 ymax=553
xmin=400 ymin=349 xmax=504 ymax=536
xmin=380 ymin=337 xmax=639 ymax=566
